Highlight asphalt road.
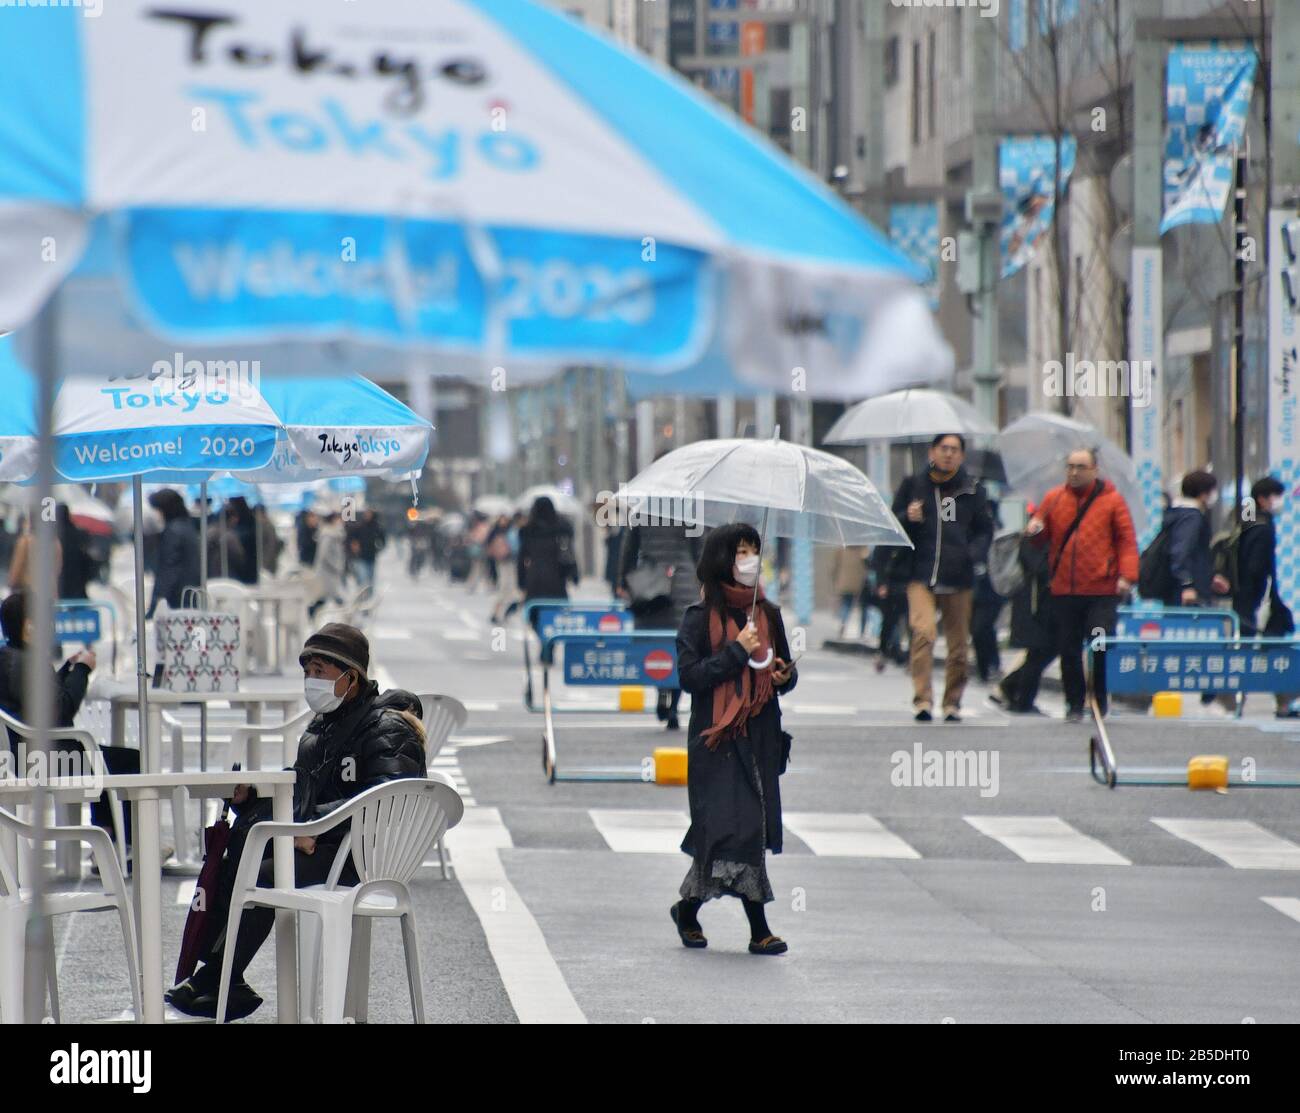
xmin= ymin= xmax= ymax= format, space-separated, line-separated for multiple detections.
xmin=42 ymin=549 xmax=1300 ymax=1023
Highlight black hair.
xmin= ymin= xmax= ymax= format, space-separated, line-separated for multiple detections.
xmin=931 ymin=432 xmax=966 ymax=451
xmin=148 ymin=488 xmax=190 ymax=523
xmin=695 ymin=523 xmax=778 ymax=626
xmin=528 ymin=496 xmax=558 ymax=527
xmin=1 ymin=591 xmax=25 ymax=646
xmin=1068 ymin=446 xmax=1099 ymax=468
xmin=1181 ymin=470 xmax=1218 ymax=499
xmin=1251 ymin=476 xmax=1285 ymax=501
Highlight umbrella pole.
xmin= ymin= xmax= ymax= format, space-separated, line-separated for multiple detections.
xmin=198 ymin=481 xmax=208 ymax=776
xmin=132 ymin=478 xmax=152 ymax=772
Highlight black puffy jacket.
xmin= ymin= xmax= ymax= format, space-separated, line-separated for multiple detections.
xmin=290 ymin=682 xmax=427 ymax=846
xmin=891 ymin=467 xmax=994 ymax=591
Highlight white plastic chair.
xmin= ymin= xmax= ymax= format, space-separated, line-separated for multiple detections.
xmin=0 ymin=804 xmax=142 ymax=1024
xmin=227 ymin=708 xmax=315 ymax=771
xmin=214 ymin=776 xmax=464 ymax=1024
xmin=0 ymin=707 xmax=128 ymax=876
xmin=413 ymin=694 xmax=468 ymax=880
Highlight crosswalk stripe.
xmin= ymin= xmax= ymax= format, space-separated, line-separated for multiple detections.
xmin=965 ymin=816 xmax=1131 ymax=865
xmin=1260 ymin=897 xmax=1300 ymax=924
xmin=782 ymin=812 xmax=921 ymax=859
xmin=589 ymin=809 xmax=689 ymax=854
xmin=1151 ymin=819 xmax=1300 ymax=870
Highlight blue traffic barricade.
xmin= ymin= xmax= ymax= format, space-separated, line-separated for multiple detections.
xmin=539 ymin=631 xmax=680 ymax=783
xmin=1115 ymin=605 xmax=1238 ymax=641
xmin=1089 ymin=636 xmax=1300 ymax=789
xmin=519 ymin=598 xmax=634 ymax=710
xmin=54 ymin=599 xmax=119 ymax=672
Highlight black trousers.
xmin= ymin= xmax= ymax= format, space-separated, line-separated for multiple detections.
xmin=197 ymin=819 xmax=358 ymax=986
xmin=971 ymin=578 xmax=1004 ymax=680
xmin=1001 ymin=645 xmax=1058 ymax=710
xmin=877 ymin=590 xmax=909 ymax=664
xmin=1053 ymin=594 xmax=1118 ymax=712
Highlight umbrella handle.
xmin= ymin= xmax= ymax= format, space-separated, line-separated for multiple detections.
xmin=747 ymin=648 xmax=774 ymax=670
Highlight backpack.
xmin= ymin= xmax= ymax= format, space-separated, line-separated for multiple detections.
xmin=1210 ymin=521 xmax=1251 ymax=596
xmin=1137 ymin=524 xmax=1173 ymax=600
xmin=988 ymin=528 xmax=1026 ymax=598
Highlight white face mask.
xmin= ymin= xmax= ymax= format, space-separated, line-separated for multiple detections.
xmin=1205 ymin=491 xmax=1219 ymax=509
xmin=733 ymin=553 xmax=760 ymax=587
xmin=304 ymin=675 xmax=348 ymax=714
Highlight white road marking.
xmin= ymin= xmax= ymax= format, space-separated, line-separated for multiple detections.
xmin=176 ymin=880 xmax=197 ymax=907
xmin=589 ymin=809 xmax=689 ymax=854
xmin=780 ymin=704 xmax=860 ymax=716
xmin=1261 ymin=897 xmax=1300 ymax=925
xmin=442 ymin=807 xmax=586 ymax=1024
xmin=1151 ymin=819 xmax=1300 ymax=870
xmin=462 ymin=700 xmax=501 ymax=712
xmin=441 ymin=629 xmax=482 ymax=642
xmin=965 ymin=816 xmax=1131 ymax=865
xmin=783 ymin=812 xmax=921 ymax=859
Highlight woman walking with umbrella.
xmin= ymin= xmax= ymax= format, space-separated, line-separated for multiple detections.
xmin=671 ymin=523 xmax=797 ymax=955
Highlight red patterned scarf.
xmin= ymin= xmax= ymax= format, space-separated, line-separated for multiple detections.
xmin=701 ymin=580 xmax=776 ymax=750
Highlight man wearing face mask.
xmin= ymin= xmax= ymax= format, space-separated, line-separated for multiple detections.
xmin=166 ymin=622 xmax=427 ymax=1019
xmin=1159 ymin=471 xmax=1226 ymax=608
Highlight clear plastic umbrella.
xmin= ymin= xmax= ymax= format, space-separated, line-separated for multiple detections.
xmin=619 ymin=433 xmax=910 ymax=656
xmin=618 ymin=433 xmax=911 ymax=548
xmin=823 ymin=388 xmax=998 ymax=445
xmin=998 ymin=412 xmax=1149 ymax=535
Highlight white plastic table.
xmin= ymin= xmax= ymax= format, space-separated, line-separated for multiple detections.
xmin=0 ymin=770 xmax=298 ymax=1024
xmin=107 ymin=686 xmax=303 ymax=773
xmin=241 ymin=581 xmax=310 ymax=673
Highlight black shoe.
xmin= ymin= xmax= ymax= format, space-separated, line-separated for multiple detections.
xmin=987 ymin=690 xmax=1006 ymax=708
xmin=914 ymin=709 xmax=932 ymax=722
xmin=1009 ymin=704 xmax=1045 ymax=716
xmin=670 ymin=903 xmax=707 ymax=949
xmin=874 ymin=656 xmax=886 ymax=674
xmin=748 ymin=935 xmax=788 ymax=956
xmin=166 ymin=975 xmax=263 ymax=1020
xmin=665 ymin=716 xmax=680 ymax=731
xmin=944 ymin=711 xmax=962 ymax=723
xmin=1065 ymin=707 xmax=1085 ymax=723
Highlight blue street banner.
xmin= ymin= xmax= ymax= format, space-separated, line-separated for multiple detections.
xmin=1162 ymin=47 xmax=1257 ymax=234
xmin=559 ymin=635 xmax=679 ymax=688
xmin=1000 ymin=136 xmax=1077 ymax=279
xmin=1107 ymin=640 xmax=1300 ymax=696
xmin=889 ymin=203 xmax=940 ymax=310
xmin=1115 ymin=607 xmax=1237 ymax=642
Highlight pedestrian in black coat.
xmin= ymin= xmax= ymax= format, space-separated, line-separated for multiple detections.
xmin=671 ymin=523 xmax=796 ymax=956
xmin=618 ymin=521 xmax=702 ymax=730
xmin=147 ymin=489 xmax=201 ymax=617
xmin=517 ymin=497 xmax=579 ymax=610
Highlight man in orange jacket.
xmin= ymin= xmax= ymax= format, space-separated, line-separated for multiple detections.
xmin=1025 ymin=448 xmax=1139 ymax=721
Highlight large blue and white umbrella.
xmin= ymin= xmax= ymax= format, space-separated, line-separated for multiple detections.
xmin=0 ymin=339 xmax=431 ymax=484
xmin=0 ymin=0 xmax=928 ymax=393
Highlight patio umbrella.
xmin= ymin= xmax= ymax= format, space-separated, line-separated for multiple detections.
xmin=0 ymin=0 xmax=927 ymax=393
xmin=823 ymin=389 xmax=998 ymax=446
xmin=998 ymin=412 xmax=1149 ymax=536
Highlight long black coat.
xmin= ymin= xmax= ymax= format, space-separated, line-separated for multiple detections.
xmin=676 ymin=601 xmax=796 ymax=872
xmin=149 ymin=516 xmax=201 ymax=616
xmin=517 ymin=519 xmax=579 ymax=600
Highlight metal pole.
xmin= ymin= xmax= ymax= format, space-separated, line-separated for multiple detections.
xmin=132 ymin=477 xmax=152 ymax=772
xmin=970 ymin=11 xmax=1001 ymax=424
xmin=1234 ymin=141 xmax=1248 ymax=521
xmin=22 ymin=293 xmax=58 ymax=1021
xmin=199 ymin=480 xmax=208 ymax=593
